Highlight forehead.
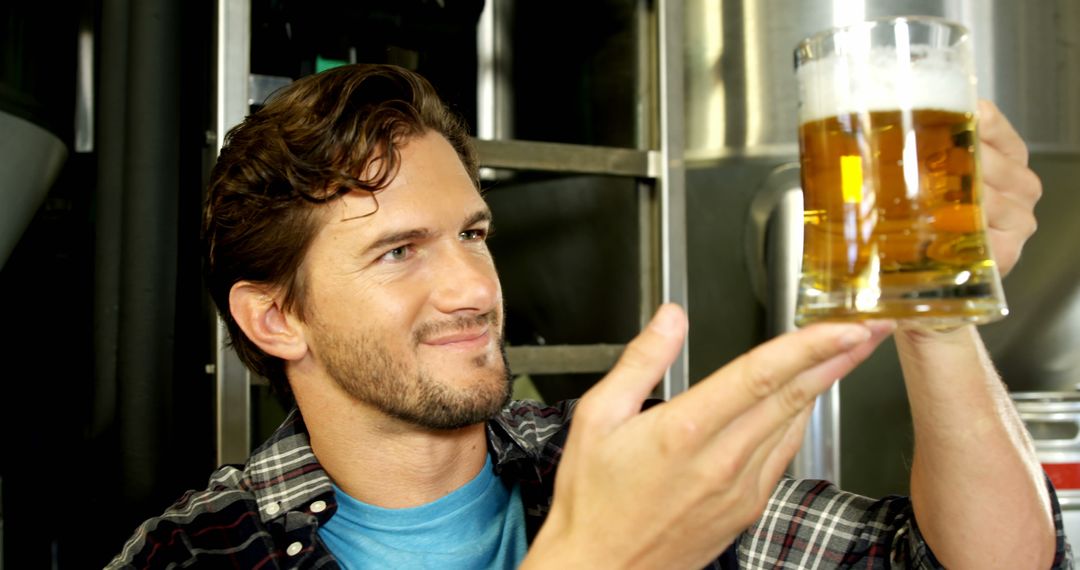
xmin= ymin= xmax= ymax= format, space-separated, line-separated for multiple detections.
xmin=318 ymin=131 xmax=486 ymax=239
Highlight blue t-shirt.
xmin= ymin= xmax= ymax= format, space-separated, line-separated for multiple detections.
xmin=318 ymin=453 xmax=527 ymax=569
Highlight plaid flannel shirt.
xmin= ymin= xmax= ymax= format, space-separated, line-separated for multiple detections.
xmin=109 ymin=399 xmax=1073 ymax=569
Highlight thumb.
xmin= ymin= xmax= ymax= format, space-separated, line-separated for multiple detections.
xmin=578 ymin=304 xmax=687 ymax=431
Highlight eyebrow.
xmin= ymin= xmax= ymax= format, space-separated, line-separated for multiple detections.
xmin=462 ymin=208 xmax=493 ymax=229
xmin=362 ymin=228 xmax=432 ymax=257
xmin=361 ymin=208 xmax=493 ymax=257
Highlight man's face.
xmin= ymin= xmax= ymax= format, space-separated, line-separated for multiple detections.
xmin=297 ymin=131 xmax=509 ymax=430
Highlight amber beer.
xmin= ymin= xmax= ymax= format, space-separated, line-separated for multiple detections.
xmin=793 ymin=17 xmax=1008 ymax=326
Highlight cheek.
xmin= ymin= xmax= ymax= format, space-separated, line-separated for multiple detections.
xmin=306 ymin=277 xmax=412 ymax=337
xmin=359 ymin=284 xmax=431 ymax=337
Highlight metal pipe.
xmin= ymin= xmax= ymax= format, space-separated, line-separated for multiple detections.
xmin=74 ymin=7 xmax=94 ymax=154
xmin=476 ymin=0 xmax=513 ymax=142
xmin=659 ymin=0 xmax=690 ymax=398
xmin=214 ymin=0 xmax=252 ymax=466
xmin=90 ymin=0 xmax=129 ymax=440
xmin=747 ymin=163 xmax=840 ymax=483
xmin=118 ymin=0 xmax=182 ymax=503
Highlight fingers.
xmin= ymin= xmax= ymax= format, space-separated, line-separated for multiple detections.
xmin=981 ymin=143 xmax=1043 ymax=218
xmin=691 ymin=323 xmax=891 ymax=521
xmin=668 ymin=322 xmax=882 ymax=438
xmin=695 ymin=404 xmax=809 ymax=528
xmin=980 ymin=140 xmax=1042 ymax=276
xmin=757 ymin=404 xmax=815 ymax=495
xmin=699 ymin=322 xmax=893 ymax=477
xmin=978 ymin=99 xmax=1029 ymax=166
xmin=576 ymin=303 xmax=688 ymax=433
xmin=792 ymin=320 xmax=896 ymax=385
xmin=695 ymin=401 xmax=815 ymax=528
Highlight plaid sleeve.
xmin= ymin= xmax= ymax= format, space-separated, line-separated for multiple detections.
xmin=1046 ymin=477 xmax=1075 ymax=569
xmin=735 ymin=476 xmax=1073 ymax=569
xmin=735 ymin=478 xmax=937 ymax=569
xmin=105 ymin=486 xmax=278 ymax=570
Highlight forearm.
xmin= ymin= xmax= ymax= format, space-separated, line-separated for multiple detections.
xmin=896 ymin=324 xmax=1055 ymax=569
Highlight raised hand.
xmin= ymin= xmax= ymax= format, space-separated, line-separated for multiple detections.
xmin=523 ymin=304 xmax=893 ymax=569
xmin=978 ymin=99 xmax=1042 ymax=277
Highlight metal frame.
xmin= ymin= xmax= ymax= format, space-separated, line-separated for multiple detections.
xmin=213 ymin=0 xmax=252 ymax=466
xmin=213 ymin=0 xmax=691 ymax=461
xmin=657 ymin=0 xmax=689 ymax=398
xmin=473 ymin=0 xmax=689 ymax=395
xmin=473 ymin=139 xmax=660 ymax=178
xmin=506 ymin=344 xmax=626 ymax=375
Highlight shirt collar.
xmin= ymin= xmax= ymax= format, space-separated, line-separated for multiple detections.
xmin=242 ymin=400 xmax=574 ymax=523
xmin=243 ymin=408 xmax=335 ymax=524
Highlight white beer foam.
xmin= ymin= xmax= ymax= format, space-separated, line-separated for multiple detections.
xmin=797 ymin=46 xmax=976 ymax=124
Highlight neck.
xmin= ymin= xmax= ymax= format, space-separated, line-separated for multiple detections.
xmin=295 ymin=382 xmax=490 ymax=510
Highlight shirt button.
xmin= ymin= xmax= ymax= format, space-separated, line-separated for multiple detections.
xmin=286 ymin=541 xmax=303 ymax=556
xmin=265 ymin=503 xmax=281 ymax=516
xmin=310 ymin=500 xmax=327 ymax=513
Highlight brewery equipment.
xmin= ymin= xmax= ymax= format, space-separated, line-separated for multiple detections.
xmin=0 ymin=111 xmax=67 ymax=268
xmin=2 ymin=0 xmax=1074 ymax=567
xmin=0 ymin=4 xmax=72 ymax=268
xmin=688 ymin=0 xmax=1080 ymax=494
xmin=1014 ymin=392 xmax=1080 ymax=548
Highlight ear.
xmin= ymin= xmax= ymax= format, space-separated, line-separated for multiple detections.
xmin=229 ymin=281 xmax=308 ymax=362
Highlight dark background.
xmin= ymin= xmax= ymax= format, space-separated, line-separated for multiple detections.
xmin=0 ymin=1 xmax=648 ymax=567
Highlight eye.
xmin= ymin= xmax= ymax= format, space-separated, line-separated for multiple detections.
xmin=460 ymin=228 xmax=488 ymax=241
xmin=380 ymin=245 xmax=412 ymax=262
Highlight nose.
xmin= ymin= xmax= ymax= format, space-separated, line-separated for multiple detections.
xmin=429 ymin=241 xmax=500 ymax=316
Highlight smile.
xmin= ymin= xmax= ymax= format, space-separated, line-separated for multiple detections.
xmin=421 ymin=327 xmax=491 ymax=350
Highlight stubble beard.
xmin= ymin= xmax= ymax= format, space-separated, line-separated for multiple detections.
xmin=317 ymin=311 xmax=512 ymax=430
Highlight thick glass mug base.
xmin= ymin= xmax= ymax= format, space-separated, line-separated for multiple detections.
xmin=794 ymin=273 xmax=1008 ymax=329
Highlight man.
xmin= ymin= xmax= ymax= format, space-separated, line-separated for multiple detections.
xmin=110 ymin=64 xmax=1068 ymax=568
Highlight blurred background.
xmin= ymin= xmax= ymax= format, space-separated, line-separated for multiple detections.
xmin=1 ymin=0 xmax=1077 ymax=567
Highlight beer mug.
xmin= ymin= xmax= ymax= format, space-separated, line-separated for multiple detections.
xmin=793 ymin=16 xmax=1008 ymax=328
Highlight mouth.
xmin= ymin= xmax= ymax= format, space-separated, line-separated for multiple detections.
xmin=421 ymin=326 xmax=491 ymax=350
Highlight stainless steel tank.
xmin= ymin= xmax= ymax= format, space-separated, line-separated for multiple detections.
xmin=685 ymin=0 xmax=1079 ymax=159
xmin=0 ymin=112 xmax=66 ymax=268
xmin=0 ymin=5 xmax=74 ymax=267
xmin=683 ymin=0 xmax=1080 ymax=495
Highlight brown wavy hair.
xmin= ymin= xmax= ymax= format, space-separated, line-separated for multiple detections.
xmin=203 ymin=64 xmax=477 ymax=405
